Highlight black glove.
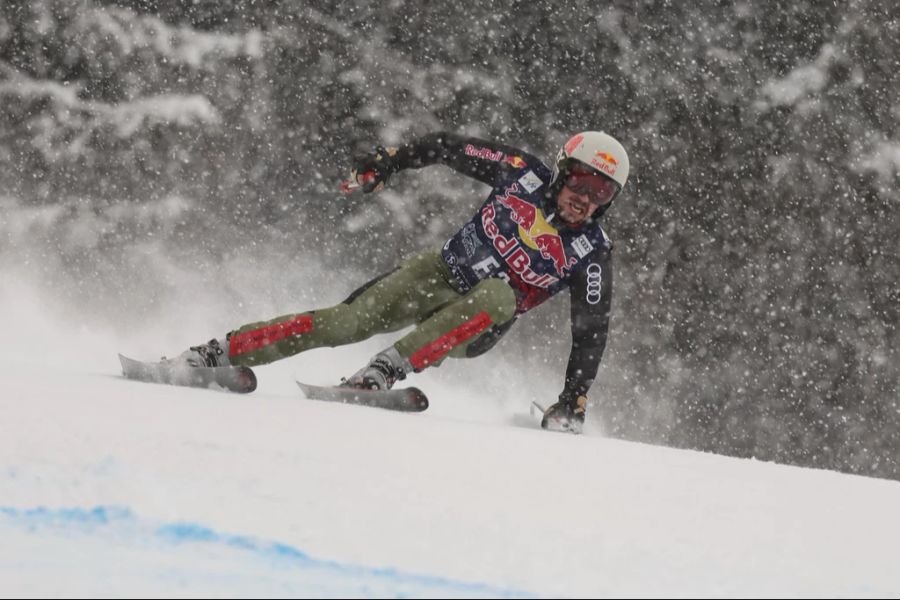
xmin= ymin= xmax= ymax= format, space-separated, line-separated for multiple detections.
xmin=351 ymin=145 xmax=400 ymax=193
xmin=541 ymin=393 xmax=587 ymax=433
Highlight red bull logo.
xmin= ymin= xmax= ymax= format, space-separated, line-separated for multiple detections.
xmin=480 ymin=185 xmax=559 ymax=288
xmin=529 ymin=230 xmax=576 ymax=277
xmin=495 ymin=185 xmax=577 ymax=277
xmin=595 ymin=151 xmax=618 ymax=166
xmin=464 ymin=144 xmax=504 ymax=162
xmin=496 ymin=188 xmax=537 ymax=230
xmin=591 ymin=150 xmax=619 ymax=177
xmin=591 ymin=157 xmax=617 ymax=177
xmin=504 ymin=155 xmax=527 ymax=168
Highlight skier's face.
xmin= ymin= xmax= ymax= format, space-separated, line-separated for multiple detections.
xmin=557 ymin=169 xmax=618 ymax=225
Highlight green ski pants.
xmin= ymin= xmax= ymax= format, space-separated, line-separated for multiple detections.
xmin=226 ymin=250 xmax=517 ymax=371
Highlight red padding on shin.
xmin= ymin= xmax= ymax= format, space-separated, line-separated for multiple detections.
xmin=409 ymin=311 xmax=493 ymax=370
xmin=229 ymin=314 xmax=313 ymax=357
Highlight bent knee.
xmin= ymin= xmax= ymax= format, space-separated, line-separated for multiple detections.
xmin=314 ymin=303 xmax=362 ymax=343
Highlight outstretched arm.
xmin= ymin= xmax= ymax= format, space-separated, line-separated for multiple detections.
xmin=393 ymin=131 xmax=539 ymax=185
xmin=351 ymin=131 xmax=541 ymax=191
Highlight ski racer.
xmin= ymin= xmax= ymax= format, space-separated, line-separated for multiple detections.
xmin=178 ymin=131 xmax=629 ymax=433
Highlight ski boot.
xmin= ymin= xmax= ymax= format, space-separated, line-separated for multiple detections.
xmin=177 ymin=338 xmax=230 ymax=368
xmin=341 ymin=347 xmax=412 ymax=391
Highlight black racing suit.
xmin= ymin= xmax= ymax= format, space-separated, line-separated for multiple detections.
xmin=356 ymin=132 xmax=614 ymax=405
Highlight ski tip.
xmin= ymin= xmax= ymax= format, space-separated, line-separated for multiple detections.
xmin=403 ymin=387 xmax=429 ymax=411
xmin=235 ymin=367 xmax=258 ymax=394
xmin=118 ymin=353 xmax=133 ymax=371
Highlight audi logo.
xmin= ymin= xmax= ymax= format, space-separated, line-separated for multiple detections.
xmin=586 ymin=263 xmax=602 ymax=305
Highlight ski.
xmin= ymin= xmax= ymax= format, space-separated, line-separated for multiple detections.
xmin=118 ymin=354 xmax=257 ymax=394
xmin=296 ymin=381 xmax=429 ymax=412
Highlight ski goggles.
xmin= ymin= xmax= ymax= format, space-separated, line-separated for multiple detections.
xmin=564 ymin=165 xmax=620 ymax=206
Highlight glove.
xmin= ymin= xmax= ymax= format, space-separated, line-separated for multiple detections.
xmin=541 ymin=393 xmax=588 ymax=434
xmin=351 ymin=145 xmax=400 ymax=193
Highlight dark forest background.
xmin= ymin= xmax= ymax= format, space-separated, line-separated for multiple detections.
xmin=1 ymin=0 xmax=898 ymax=479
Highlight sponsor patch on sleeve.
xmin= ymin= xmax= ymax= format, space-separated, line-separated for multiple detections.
xmin=505 ymin=155 xmax=527 ymax=168
xmin=518 ymin=170 xmax=543 ymax=193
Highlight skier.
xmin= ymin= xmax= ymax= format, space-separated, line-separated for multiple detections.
xmin=179 ymin=131 xmax=628 ymax=433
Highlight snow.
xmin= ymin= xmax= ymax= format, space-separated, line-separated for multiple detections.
xmin=113 ymin=95 xmax=221 ymax=136
xmin=858 ymin=139 xmax=900 ymax=183
xmin=755 ymin=43 xmax=840 ymax=112
xmin=2 ymin=279 xmax=899 ymax=598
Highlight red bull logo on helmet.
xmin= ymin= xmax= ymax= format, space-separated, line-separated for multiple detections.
xmin=595 ymin=151 xmax=619 ymax=166
xmin=591 ymin=156 xmax=618 ymax=177
xmin=591 ymin=150 xmax=619 ymax=177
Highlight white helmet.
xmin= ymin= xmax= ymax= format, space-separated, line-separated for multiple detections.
xmin=552 ymin=131 xmax=630 ymax=192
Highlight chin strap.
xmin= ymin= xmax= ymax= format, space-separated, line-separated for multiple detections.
xmin=592 ymin=201 xmax=613 ymax=219
xmin=542 ymin=177 xmax=566 ymax=218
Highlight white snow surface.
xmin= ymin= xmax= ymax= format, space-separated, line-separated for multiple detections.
xmin=2 ymin=280 xmax=899 ymax=599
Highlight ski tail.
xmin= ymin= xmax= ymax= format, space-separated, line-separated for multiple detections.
xmin=119 ymin=354 xmax=257 ymax=394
